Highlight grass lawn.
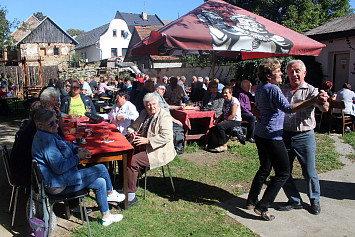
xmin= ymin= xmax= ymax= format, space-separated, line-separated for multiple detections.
xmin=342 ymin=132 xmax=355 ymax=161
xmin=72 ymin=132 xmax=342 ymax=236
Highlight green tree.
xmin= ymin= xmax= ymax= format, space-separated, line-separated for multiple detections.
xmin=0 ymin=5 xmax=18 ymax=51
xmin=33 ymin=11 xmax=46 ymax=21
xmin=225 ymin=0 xmax=352 ymax=32
xmin=67 ymin=29 xmax=85 ymax=37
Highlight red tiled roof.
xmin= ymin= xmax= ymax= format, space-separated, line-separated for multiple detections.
xmin=135 ymin=25 xmax=163 ymax=40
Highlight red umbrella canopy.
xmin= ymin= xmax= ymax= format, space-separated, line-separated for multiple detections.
xmin=132 ymin=0 xmax=325 ymax=59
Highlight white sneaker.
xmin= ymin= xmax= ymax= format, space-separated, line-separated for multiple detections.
xmin=102 ymin=214 xmax=123 ymax=226
xmin=107 ymin=190 xmax=126 ymax=202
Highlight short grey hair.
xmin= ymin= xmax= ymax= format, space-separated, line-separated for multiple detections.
xmin=180 ymin=76 xmax=186 ymax=81
xmin=143 ymin=93 xmax=159 ymax=103
xmin=40 ymin=87 xmax=59 ymax=103
xmin=287 ymin=59 xmax=306 ymax=72
xmin=33 ymin=108 xmax=55 ymax=126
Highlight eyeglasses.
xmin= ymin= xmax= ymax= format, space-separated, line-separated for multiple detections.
xmin=158 ymin=87 xmax=166 ymax=91
xmin=72 ymin=86 xmax=80 ymax=89
xmin=49 ymin=119 xmax=59 ymax=127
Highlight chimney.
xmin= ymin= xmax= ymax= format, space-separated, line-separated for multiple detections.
xmin=142 ymin=12 xmax=148 ymax=21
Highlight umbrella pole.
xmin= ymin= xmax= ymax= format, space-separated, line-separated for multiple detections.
xmin=211 ymin=51 xmax=215 ymax=79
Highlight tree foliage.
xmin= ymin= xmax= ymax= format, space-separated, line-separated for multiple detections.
xmin=67 ymin=29 xmax=85 ymax=37
xmin=225 ymin=0 xmax=352 ymax=32
xmin=33 ymin=12 xmax=46 ymax=21
xmin=0 ymin=5 xmax=19 ymax=51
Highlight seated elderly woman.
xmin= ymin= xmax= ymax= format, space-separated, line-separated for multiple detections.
xmin=126 ymin=93 xmax=176 ymax=207
xmin=32 ymin=109 xmax=125 ymax=226
xmin=201 ymin=80 xmax=224 ymax=117
xmin=108 ymin=91 xmax=139 ymax=135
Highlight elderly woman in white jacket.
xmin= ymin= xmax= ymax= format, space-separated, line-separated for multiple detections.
xmin=108 ymin=91 xmax=139 ymax=135
xmin=126 ymin=93 xmax=176 ymax=207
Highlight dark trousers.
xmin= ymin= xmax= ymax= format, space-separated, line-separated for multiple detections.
xmin=214 ymin=120 xmax=241 ymax=146
xmin=241 ymin=112 xmax=256 ymax=139
xmin=247 ymin=135 xmax=290 ymax=212
xmin=127 ymin=151 xmax=150 ymax=193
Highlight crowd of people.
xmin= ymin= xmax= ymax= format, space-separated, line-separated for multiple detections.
xmin=6 ymin=58 xmax=355 ymax=228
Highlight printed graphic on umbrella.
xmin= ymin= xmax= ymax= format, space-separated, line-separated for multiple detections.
xmin=131 ymin=0 xmax=325 ymax=60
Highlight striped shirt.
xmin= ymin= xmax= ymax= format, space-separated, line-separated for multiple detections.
xmin=281 ymin=82 xmax=318 ymax=132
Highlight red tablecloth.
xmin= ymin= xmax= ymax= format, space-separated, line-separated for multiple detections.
xmin=171 ymin=109 xmax=216 ymax=130
xmin=64 ymin=120 xmax=134 ymax=165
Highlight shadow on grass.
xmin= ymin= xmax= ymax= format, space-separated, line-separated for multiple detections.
xmin=143 ymin=176 xmax=261 ymax=221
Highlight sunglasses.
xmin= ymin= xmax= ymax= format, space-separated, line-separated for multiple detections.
xmin=49 ymin=119 xmax=59 ymax=127
xmin=72 ymin=86 xmax=80 ymax=89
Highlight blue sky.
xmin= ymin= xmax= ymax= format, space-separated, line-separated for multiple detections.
xmin=1 ymin=0 xmax=203 ymax=32
xmin=2 ymin=0 xmax=355 ymax=32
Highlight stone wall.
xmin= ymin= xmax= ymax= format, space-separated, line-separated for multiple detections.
xmin=142 ymin=65 xmax=236 ymax=85
xmin=58 ymin=63 xmax=119 ymax=81
xmin=20 ymin=43 xmax=75 ymax=70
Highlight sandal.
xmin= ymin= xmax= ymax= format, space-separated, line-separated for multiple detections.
xmin=215 ymin=146 xmax=227 ymax=152
xmin=254 ymin=207 xmax=275 ymax=221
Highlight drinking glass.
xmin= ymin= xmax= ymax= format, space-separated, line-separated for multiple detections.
xmin=76 ymin=124 xmax=86 ymax=143
xmin=103 ymin=126 xmax=110 ymax=142
xmin=70 ymin=110 xmax=78 ymax=128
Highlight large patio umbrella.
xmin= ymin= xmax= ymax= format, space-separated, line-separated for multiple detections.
xmin=131 ymin=0 xmax=325 ymax=63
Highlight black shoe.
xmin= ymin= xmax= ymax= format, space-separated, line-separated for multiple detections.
xmin=248 ymin=138 xmax=255 ymax=143
xmin=128 ymin=197 xmax=139 ymax=208
xmin=310 ymin=202 xmax=321 ymax=215
xmin=276 ymin=202 xmax=303 ymax=211
xmin=70 ymin=205 xmax=92 ymax=214
xmin=176 ymin=147 xmax=184 ymax=155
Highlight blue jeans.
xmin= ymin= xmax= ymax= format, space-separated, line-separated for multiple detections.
xmin=241 ymin=112 xmax=256 ymax=139
xmin=60 ymin=164 xmax=112 ymax=215
xmin=282 ymin=130 xmax=320 ymax=204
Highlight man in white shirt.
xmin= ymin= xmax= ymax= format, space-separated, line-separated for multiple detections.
xmin=79 ymin=77 xmax=93 ymax=97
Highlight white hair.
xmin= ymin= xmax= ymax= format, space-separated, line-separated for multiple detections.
xmin=287 ymin=59 xmax=306 ymax=72
xmin=143 ymin=93 xmax=159 ymax=103
xmin=40 ymin=87 xmax=59 ymax=103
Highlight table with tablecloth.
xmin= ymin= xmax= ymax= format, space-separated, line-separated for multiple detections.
xmin=64 ymin=118 xmax=134 ymax=209
xmin=170 ymin=109 xmax=216 ymax=145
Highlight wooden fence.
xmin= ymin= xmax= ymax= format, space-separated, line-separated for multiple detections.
xmin=0 ymin=65 xmax=58 ymax=94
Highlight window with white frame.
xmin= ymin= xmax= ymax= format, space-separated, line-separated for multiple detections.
xmin=111 ymin=48 xmax=117 ymax=57
xmin=113 ymin=29 xmax=117 ymax=37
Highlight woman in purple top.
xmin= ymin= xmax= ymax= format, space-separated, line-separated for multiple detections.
xmin=246 ymin=58 xmax=317 ymax=221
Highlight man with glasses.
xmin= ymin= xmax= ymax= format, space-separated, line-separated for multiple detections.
xmin=60 ymin=81 xmax=96 ymax=116
xmin=154 ymin=83 xmax=185 ymax=154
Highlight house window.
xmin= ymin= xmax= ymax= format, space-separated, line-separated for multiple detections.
xmin=121 ymin=30 xmax=126 ymax=38
xmin=40 ymin=48 xmax=46 ymax=56
xmin=54 ymin=46 xmax=59 ymax=56
xmin=122 ymin=48 xmax=128 ymax=57
xmin=111 ymin=48 xmax=117 ymax=57
xmin=113 ymin=29 xmax=117 ymax=37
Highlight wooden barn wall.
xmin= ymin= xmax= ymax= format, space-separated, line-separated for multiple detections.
xmin=22 ymin=20 xmax=75 ymax=44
